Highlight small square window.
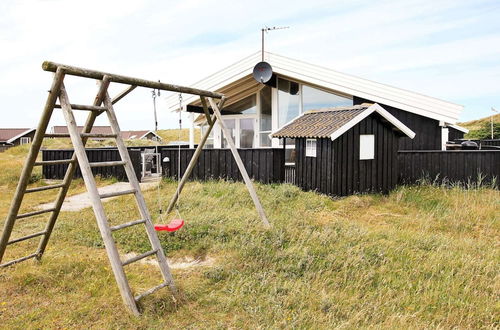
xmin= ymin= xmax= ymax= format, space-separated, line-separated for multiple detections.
xmin=306 ymin=139 xmax=317 ymax=157
xmin=360 ymin=135 xmax=374 ymax=160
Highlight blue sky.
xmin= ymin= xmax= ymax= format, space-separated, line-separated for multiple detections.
xmin=0 ymin=0 xmax=499 ymax=130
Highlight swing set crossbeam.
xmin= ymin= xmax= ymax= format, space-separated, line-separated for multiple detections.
xmin=42 ymin=61 xmax=224 ymax=99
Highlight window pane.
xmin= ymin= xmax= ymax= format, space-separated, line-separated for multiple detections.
xmin=240 ymin=118 xmax=254 ymax=148
xmin=278 ymin=78 xmax=300 ymax=127
xmin=285 ymin=149 xmax=296 ymax=164
xmin=201 ymin=125 xmax=214 ymax=148
xmin=224 ymin=95 xmax=256 ymax=114
xmin=259 ymin=86 xmax=272 ymax=131
xmin=260 ymin=133 xmax=271 ymax=147
xmin=302 ymin=85 xmax=352 ymax=112
xmin=306 ymin=139 xmax=317 ymax=157
xmin=222 ymin=119 xmax=235 ymax=148
xmin=279 ymin=138 xmax=295 ymax=146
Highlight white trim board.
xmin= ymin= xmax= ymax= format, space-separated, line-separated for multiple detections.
xmin=447 ymin=124 xmax=469 ymax=134
xmin=166 ymin=51 xmax=464 ymax=124
xmin=330 ymin=104 xmax=415 ymax=141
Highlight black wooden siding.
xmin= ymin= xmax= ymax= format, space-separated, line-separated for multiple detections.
xmin=161 ymin=148 xmax=285 ymax=184
xmin=353 ymin=96 xmax=442 ymax=150
xmin=398 ymin=150 xmax=500 ymax=185
xmin=295 ymin=114 xmax=399 ymax=196
xmin=42 ymin=148 xmax=142 ymax=181
xmin=448 ymin=127 xmax=465 ymax=141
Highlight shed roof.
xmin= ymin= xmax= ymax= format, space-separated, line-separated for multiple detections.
xmin=272 ymin=103 xmax=415 ymax=140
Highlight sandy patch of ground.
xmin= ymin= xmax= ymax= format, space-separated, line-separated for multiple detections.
xmin=122 ymin=253 xmax=216 ymax=269
xmin=37 ymin=180 xmax=159 ymax=212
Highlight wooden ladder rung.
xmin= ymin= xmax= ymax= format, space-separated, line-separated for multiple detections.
xmin=34 ymin=159 xmax=74 ymax=166
xmin=80 ymin=133 xmax=117 ymax=138
xmin=110 ymin=219 xmax=146 ymax=231
xmin=25 ymin=183 xmax=66 ymax=193
xmin=134 ymin=282 xmax=169 ymax=301
xmin=44 ymin=133 xmax=71 ymax=138
xmin=7 ymin=231 xmax=47 ymax=245
xmin=55 ymin=103 xmax=107 ymax=112
xmin=16 ymin=208 xmax=56 ymax=219
xmin=0 ymin=253 xmax=39 ymax=268
xmin=89 ymin=161 xmax=126 ymax=168
xmin=122 ymin=250 xmax=158 ymax=266
xmin=99 ymin=189 xmax=136 ymax=199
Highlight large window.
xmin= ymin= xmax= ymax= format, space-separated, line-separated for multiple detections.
xmin=224 ymin=95 xmax=256 ymax=114
xmin=278 ymin=78 xmax=301 ymax=127
xmin=302 ymin=85 xmax=352 ymax=112
xmin=20 ymin=137 xmax=31 ymax=145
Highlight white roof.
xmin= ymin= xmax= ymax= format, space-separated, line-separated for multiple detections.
xmin=166 ymin=51 xmax=463 ymax=124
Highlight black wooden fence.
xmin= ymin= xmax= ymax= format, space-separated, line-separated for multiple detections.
xmin=42 ymin=148 xmax=142 ymax=181
xmin=397 ymin=150 xmax=500 ymax=186
xmin=161 ymin=148 xmax=285 ymax=184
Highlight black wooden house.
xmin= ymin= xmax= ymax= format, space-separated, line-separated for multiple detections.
xmin=273 ymin=103 xmax=415 ymax=196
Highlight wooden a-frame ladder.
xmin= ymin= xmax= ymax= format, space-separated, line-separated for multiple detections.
xmin=0 ymin=61 xmax=268 ymax=315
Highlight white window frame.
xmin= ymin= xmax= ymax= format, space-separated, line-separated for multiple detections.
xmin=359 ymin=134 xmax=375 ymax=160
xmin=305 ymin=139 xmax=317 ymax=157
xmin=20 ymin=137 xmax=31 ymax=145
xmin=216 ymin=114 xmax=257 ymax=149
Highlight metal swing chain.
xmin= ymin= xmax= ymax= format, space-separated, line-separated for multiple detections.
xmin=175 ymin=93 xmax=183 ymax=218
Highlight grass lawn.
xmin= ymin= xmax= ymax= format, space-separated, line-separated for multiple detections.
xmin=0 ymin=145 xmax=499 ymax=328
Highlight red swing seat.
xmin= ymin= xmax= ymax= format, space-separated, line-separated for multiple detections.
xmin=154 ymin=219 xmax=184 ymax=232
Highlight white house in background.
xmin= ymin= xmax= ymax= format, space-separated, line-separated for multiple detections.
xmin=166 ymin=51 xmax=467 ymax=161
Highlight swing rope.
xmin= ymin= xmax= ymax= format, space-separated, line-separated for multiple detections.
xmin=174 ymin=93 xmax=183 ymax=219
xmin=152 ymin=88 xmax=184 ymax=232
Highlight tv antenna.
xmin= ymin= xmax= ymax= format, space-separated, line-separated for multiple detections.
xmin=261 ymin=26 xmax=289 ymax=61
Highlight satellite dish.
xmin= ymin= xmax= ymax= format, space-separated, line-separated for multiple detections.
xmin=253 ymin=61 xmax=273 ymax=83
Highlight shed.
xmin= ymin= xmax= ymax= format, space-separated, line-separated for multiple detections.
xmin=272 ymin=103 xmax=415 ymax=196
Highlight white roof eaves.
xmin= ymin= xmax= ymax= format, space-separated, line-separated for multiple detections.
xmin=447 ymin=124 xmax=469 ymax=133
xmin=330 ymin=104 xmax=415 ymax=141
xmin=166 ymin=51 xmax=463 ymax=123
xmin=6 ymin=128 xmax=35 ymax=143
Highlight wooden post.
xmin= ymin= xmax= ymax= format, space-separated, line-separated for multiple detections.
xmin=207 ymin=97 xmax=270 ymax=227
xmin=0 ymin=68 xmax=65 ymax=263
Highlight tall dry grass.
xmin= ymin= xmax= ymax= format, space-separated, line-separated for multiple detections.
xmin=0 ymin=145 xmax=498 ymax=328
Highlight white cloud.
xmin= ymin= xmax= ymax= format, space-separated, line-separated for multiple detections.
xmin=0 ymin=0 xmax=499 ymax=128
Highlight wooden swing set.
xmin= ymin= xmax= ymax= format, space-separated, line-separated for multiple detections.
xmin=0 ymin=61 xmax=270 ymax=315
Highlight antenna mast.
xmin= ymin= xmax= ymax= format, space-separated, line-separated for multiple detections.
xmin=261 ymin=26 xmax=289 ymax=61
